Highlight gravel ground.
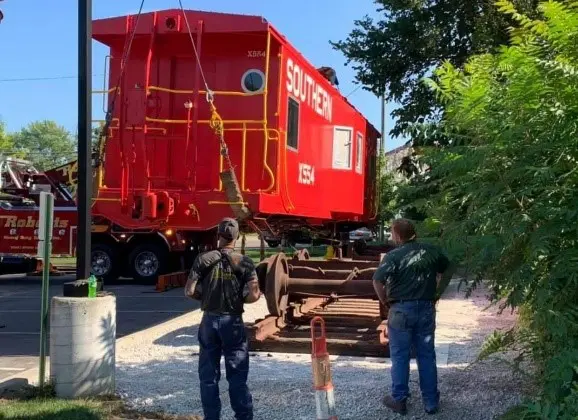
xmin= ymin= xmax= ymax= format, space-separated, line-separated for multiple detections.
xmin=115 ymin=279 xmax=530 ymax=419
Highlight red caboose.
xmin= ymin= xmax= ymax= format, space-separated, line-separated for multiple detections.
xmin=86 ymin=8 xmax=380 ymax=281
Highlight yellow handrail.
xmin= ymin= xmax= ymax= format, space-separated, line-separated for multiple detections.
xmin=259 ymin=30 xmax=275 ymax=193
xmin=279 ymin=130 xmax=296 ymax=210
xmin=224 ymin=128 xmax=279 ymax=134
xmin=263 ymin=30 xmax=271 ymax=122
xmin=92 ymin=198 xmax=121 ymax=202
xmin=145 ymin=117 xmax=265 ymax=125
xmin=110 ymin=126 xmax=167 ymax=135
xmin=92 ymin=88 xmax=120 ymax=94
xmin=91 ymin=29 xmax=281 ymax=199
xmin=92 ymin=118 xmax=119 ymax=125
xmin=208 ymin=200 xmax=249 ymax=205
xmin=218 ymin=150 xmax=224 ymax=192
xmin=275 ymin=50 xmax=283 ymax=117
xmin=241 ymin=123 xmax=247 ymax=191
xmin=147 ymin=86 xmax=260 ymax=97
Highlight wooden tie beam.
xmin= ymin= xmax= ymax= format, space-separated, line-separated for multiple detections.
xmin=156 ymin=270 xmax=188 ymax=292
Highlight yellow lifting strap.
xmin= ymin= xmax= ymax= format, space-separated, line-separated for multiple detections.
xmin=177 ymin=0 xmax=250 ymax=221
xmin=209 ymin=100 xmax=251 ymax=220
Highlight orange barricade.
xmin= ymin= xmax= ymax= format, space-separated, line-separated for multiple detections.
xmin=155 ymin=271 xmax=187 ymax=292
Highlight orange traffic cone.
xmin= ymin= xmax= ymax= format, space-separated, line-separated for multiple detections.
xmin=310 ymin=316 xmax=337 ymax=420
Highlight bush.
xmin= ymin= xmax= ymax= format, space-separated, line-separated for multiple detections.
xmin=418 ymin=1 xmax=578 ymax=417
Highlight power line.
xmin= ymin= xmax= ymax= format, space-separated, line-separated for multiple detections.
xmin=0 ymin=152 xmax=78 ymax=157
xmin=345 ymin=84 xmax=363 ymax=98
xmin=0 ymin=74 xmax=104 ymax=83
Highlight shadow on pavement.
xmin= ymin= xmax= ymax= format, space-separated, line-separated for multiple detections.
xmin=0 ymin=273 xmax=198 ymax=360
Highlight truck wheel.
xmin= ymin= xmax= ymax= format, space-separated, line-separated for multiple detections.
xmin=128 ymin=243 xmax=167 ymax=284
xmin=91 ymin=243 xmax=119 ymax=282
xmin=266 ymin=239 xmax=280 ymax=248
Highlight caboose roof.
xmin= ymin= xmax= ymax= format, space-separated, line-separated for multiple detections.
xmin=92 ymin=8 xmax=380 ymax=138
xmin=93 ymin=9 xmax=270 ymax=42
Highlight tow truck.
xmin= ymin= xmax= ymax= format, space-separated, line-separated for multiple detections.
xmin=0 ymin=157 xmax=77 ymax=274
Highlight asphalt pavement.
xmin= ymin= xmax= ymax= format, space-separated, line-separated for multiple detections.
xmin=0 ymin=273 xmax=199 ymax=383
xmin=0 ymin=237 xmax=277 ymax=384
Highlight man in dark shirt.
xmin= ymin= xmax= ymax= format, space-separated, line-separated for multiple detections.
xmin=373 ymin=218 xmax=449 ymax=416
xmin=186 ymin=217 xmax=261 ymax=420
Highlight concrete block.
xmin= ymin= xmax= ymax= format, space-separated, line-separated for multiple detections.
xmin=49 ymin=294 xmax=116 ymax=398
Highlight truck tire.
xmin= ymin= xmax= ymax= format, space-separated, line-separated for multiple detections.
xmin=91 ymin=243 xmax=120 ymax=283
xmin=266 ymin=239 xmax=280 ymax=248
xmin=128 ymin=243 xmax=167 ymax=284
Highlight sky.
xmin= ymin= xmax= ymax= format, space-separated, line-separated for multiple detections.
xmin=0 ymin=0 xmax=404 ymax=152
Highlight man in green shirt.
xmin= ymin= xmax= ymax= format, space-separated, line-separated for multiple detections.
xmin=373 ymin=218 xmax=449 ymax=415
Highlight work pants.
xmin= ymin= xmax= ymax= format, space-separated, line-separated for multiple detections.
xmin=198 ymin=312 xmax=253 ymax=420
xmin=387 ymin=300 xmax=440 ymax=411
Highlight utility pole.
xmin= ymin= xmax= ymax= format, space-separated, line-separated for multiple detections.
xmin=378 ymin=93 xmax=386 ymax=242
xmin=380 ymin=95 xmax=386 ymax=154
xmin=38 ymin=192 xmax=54 ymax=387
xmin=77 ymin=0 xmax=92 ymax=279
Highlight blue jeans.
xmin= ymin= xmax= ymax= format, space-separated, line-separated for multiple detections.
xmin=198 ymin=312 xmax=253 ymax=420
xmin=388 ymin=300 xmax=439 ymax=411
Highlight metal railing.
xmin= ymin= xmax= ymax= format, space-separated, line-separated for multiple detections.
xmin=90 ymin=31 xmax=278 ymax=195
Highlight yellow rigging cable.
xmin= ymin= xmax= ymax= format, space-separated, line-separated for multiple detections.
xmin=177 ymin=0 xmax=251 ymax=221
xmin=94 ymin=1 xmax=253 ymax=223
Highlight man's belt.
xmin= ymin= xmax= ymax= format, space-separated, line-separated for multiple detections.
xmin=388 ymin=299 xmax=435 ymax=305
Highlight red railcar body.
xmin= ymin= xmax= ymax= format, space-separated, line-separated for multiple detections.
xmin=0 ymin=8 xmax=380 ymax=281
xmin=91 ymin=8 xmax=379 ymax=236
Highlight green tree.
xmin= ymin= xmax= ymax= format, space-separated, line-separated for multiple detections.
xmin=418 ymin=1 xmax=578 ymax=416
xmin=0 ymin=120 xmax=14 ymax=154
xmin=331 ymin=0 xmax=540 ymax=138
xmin=11 ymin=121 xmax=77 ymax=170
xmin=378 ymin=172 xmax=397 ymax=223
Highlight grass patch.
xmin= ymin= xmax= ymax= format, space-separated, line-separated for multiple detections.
xmin=0 ymin=398 xmax=105 ymax=420
xmin=0 ymin=386 xmax=200 ymax=420
xmin=51 ymin=257 xmax=77 ymax=266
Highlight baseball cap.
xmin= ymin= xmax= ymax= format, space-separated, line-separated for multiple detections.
xmin=218 ymin=217 xmax=239 ymax=241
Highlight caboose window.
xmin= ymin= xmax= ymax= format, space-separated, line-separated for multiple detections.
xmin=241 ymin=69 xmax=265 ymax=93
xmin=356 ymin=132 xmax=363 ymax=173
xmin=332 ymin=127 xmax=353 ymax=170
xmin=287 ymin=97 xmax=300 ymax=150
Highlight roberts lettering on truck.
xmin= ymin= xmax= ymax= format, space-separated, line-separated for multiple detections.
xmin=0 ymin=215 xmax=69 ymax=229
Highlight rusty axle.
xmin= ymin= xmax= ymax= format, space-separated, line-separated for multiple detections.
xmin=286 ymin=277 xmax=375 ymax=296
xmin=258 ymin=252 xmax=383 ymax=317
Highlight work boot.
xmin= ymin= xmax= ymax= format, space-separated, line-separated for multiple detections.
xmin=424 ymin=391 xmax=440 ymax=415
xmin=383 ymin=395 xmax=407 ymax=415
